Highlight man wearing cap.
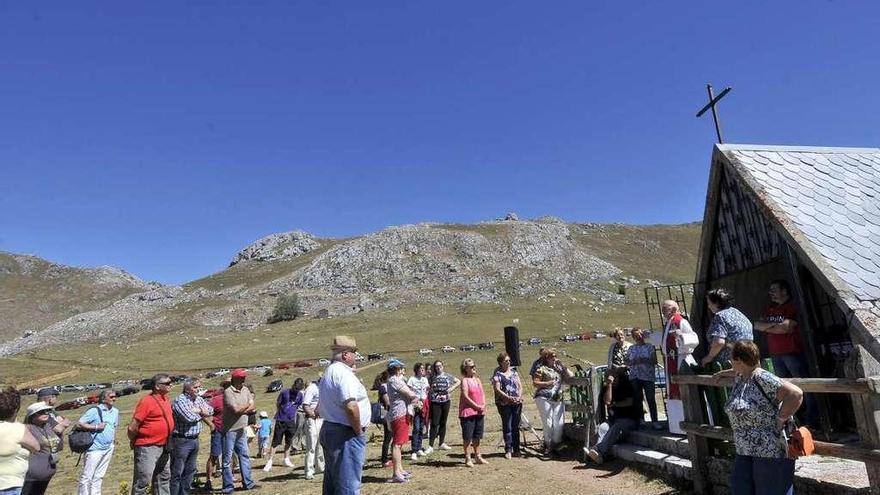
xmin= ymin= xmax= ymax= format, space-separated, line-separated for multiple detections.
xmin=221 ymin=369 xmax=257 ymax=493
xmin=35 ymin=387 xmax=70 ymax=435
xmin=318 ymin=336 xmax=371 ymax=495
xmin=76 ymin=389 xmax=119 ymax=495
xmin=302 ymin=375 xmax=324 ymax=480
xmin=170 ymin=378 xmax=213 ymax=495
xmin=128 ymin=373 xmax=175 ymax=495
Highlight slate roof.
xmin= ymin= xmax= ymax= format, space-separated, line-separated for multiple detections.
xmin=717 ymin=144 xmax=880 ymax=303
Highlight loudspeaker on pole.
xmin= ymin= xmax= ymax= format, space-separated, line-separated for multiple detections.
xmin=504 ymin=326 xmax=521 ymax=367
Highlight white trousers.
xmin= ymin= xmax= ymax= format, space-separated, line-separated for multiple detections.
xmin=304 ymin=417 xmax=325 ymax=476
xmin=78 ymin=446 xmax=115 ymax=495
xmin=535 ymin=397 xmax=565 ymax=447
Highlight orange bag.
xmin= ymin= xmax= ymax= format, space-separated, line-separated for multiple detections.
xmin=787 ymin=425 xmax=815 ymax=458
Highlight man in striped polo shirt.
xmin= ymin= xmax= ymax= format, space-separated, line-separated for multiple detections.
xmin=170 ymin=378 xmax=214 ymax=495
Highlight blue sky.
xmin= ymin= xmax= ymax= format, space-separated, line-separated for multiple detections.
xmin=2 ymin=2 xmax=879 ymax=284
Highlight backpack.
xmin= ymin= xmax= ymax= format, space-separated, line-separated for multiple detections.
xmin=69 ymin=406 xmax=103 ymax=453
xmin=370 ymin=402 xmax=386 ymax=425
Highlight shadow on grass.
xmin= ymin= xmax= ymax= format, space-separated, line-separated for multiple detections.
xmin=573 ymin=458 xmax=627 ymax=478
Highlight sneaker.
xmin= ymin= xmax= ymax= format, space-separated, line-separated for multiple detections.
xmin=283 ymin=458 xmax=295 ymax=468
xmin=439 ymin=443 xmax=452 ymax=451
xmin=417 ymin=449 xmax=427 ymax=456
xmin=475 ymin=455 xmax=488 ymax=465
xmin=465 ymin=458 xmax=474 ymax=468
xmin=504 ymin=452 xmax=512 ymax=460
xmin=305 ymin=473 xmax=314 ymax=480
xmin=410 ymin=453 xmax=419 ymax=461
xmin=402 ymin=470 xmax=412 ymax=478
xmin=262 ymin=461 xmax=273 ymax=472
xmin=423 ymin=446 xmax=434 ymax=455
xmin=388 ymin=475 xmax=409 ymax=483
xmin=585 ymin=447 xmax=603 ymax=465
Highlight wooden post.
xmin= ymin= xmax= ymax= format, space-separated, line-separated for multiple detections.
xmin=784 ymin=244 xmax=833 ymax=436
xmin=846 ymin=343 xmax=880 ymax=495
xmin=679 ymin=365 xmax=711 ymax=494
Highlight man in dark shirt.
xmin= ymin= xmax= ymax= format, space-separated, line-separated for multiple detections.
xmin=584 ymin=367 xmax=641 ymax=464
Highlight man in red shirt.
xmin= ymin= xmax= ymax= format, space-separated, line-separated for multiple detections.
xmin=753 ymin=279 xmax=818 ymax=425
xmin=204 ymin=381 xmax=230 ymax=492
xmin=127 ymin=373 xmax=175 ymax=495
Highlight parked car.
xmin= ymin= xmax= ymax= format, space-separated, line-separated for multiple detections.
xmin=354 ymin=352 xmax=366 ymax=362
xmin=293 ymin=360 xmax=312 ymax=368
xmin=17 ymin=387 xmax=37 ymax=396
xmin=55 ymin=400 xmax=80 ymax=411
xmin=367 ymin=353 xmax=384 ymax=361
xmin=266 ymin=379 xmax=283 ymax=393
xmin=419 ymin=348 xmax=433 ymax=356
xmin=578 ymin=333 xmax=592 ymax=341
xmin=594 ymin=332 xmax=607 ymax=339
xmin=527 ymin=337 xmax=543 ymax=346
xmin=116 ymin=386 xmax=139 ymax=397
xmin=459 ymin=344 xmax=476 ymax=352
xmin=318 ymin=358 xmax=331 ymax=367
xmin=441 ymin=345 xmax=456 ymax=353
xmin=263 ymin=368 xmax=275 ymax=376
xmin=275 ymin=363 xmax=291 ymax=370
xmin=478 ymin=342 xmax=495 ymax=350
xmin=560 ymin=334 xmax=578 ymax=342
xmin=61 ymin=384 xmax=84 ymax=392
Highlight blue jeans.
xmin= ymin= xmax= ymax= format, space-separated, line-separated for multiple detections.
xmin=595 ymin=418 xmax=638 ymax=456
xmin=411 ymin=413 xmax=424 ymax=453
xmin=730 ymin=455 xmax=794 ymax=495
xmin=221 ymin=429 xmax=254 ymax=493
xmin=319 ymin=421 xmax=366 ymax=495
xmin=0 ymin=488 xmax=21 ymax=495
xmin=772 ymin=353 xmax=819 ymax=426
xmin=170 ymin=437 xmax=199 ymax=495
xmin=497 ymin=402 xmax=522 ymax=453
xmin=631 ymin=378 xmax=658 ymax=422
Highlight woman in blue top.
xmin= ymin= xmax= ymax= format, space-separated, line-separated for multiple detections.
xmin=492 ymin=352 xmax=523 ymax=459
xmin=713 ymin=341 xmax=803 ymax=495
xmin=702 ymin=288 xmax=754 ymax=366
xmin=626 ymin=328 xmax=660 ymax=428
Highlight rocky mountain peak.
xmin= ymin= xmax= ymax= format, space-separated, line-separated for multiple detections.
xmin=229 ymin=230 xmax=321 ymax=266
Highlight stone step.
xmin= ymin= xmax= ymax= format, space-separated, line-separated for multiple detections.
xmin=626 ymin=426 xmax=691 ymax=460
xmin=610 ymin=443 xmax=694 ymax=481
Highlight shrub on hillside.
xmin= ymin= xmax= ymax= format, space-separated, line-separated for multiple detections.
xmin=268 ymin=293 xmax=302 ymax=323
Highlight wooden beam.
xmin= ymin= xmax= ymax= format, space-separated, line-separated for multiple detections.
xmin=680 ymin=421 xmax=880 ymax=464
xmin=671 ymin=374 xmax=878 ymax=394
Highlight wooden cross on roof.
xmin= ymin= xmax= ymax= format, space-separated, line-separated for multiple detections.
xmin=696 ymin=84 xmax=732 ymax=144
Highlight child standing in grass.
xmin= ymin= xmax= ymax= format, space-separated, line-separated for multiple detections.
xmin=257 ymin=411 xmax=272 ymax=459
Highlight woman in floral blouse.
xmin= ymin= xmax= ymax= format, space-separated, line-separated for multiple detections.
xmin=713 ymin=341 xmax=803 ymax=495
xmin=492 ymin=352 xmax=523 ymax=458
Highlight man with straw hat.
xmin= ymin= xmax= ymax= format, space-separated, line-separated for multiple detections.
xmin=318 ymin=336 xmax=371 ymax=494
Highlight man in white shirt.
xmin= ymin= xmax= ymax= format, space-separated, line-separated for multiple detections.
xmin=302 ymin=376 xmax=324 ymax=480
xmin=317 ymin=336 xmax=371 ymax=495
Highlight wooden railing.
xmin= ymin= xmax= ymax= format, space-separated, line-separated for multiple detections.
xmin=672 ymin=368 xmax=880 ymax=495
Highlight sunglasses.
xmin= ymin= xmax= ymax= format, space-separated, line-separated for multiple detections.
xmin=157 ymin=381 xmax=172 ymax=386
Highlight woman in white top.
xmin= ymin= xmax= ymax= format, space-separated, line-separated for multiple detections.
xmin=0 ymin=386 xmax=41 ymax=495
xmin=406 ymin=363 xmax=430 ymax=459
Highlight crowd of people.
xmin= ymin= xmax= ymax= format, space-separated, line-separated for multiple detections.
xmin=0 ymin=280 xmax=814 ymax=495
